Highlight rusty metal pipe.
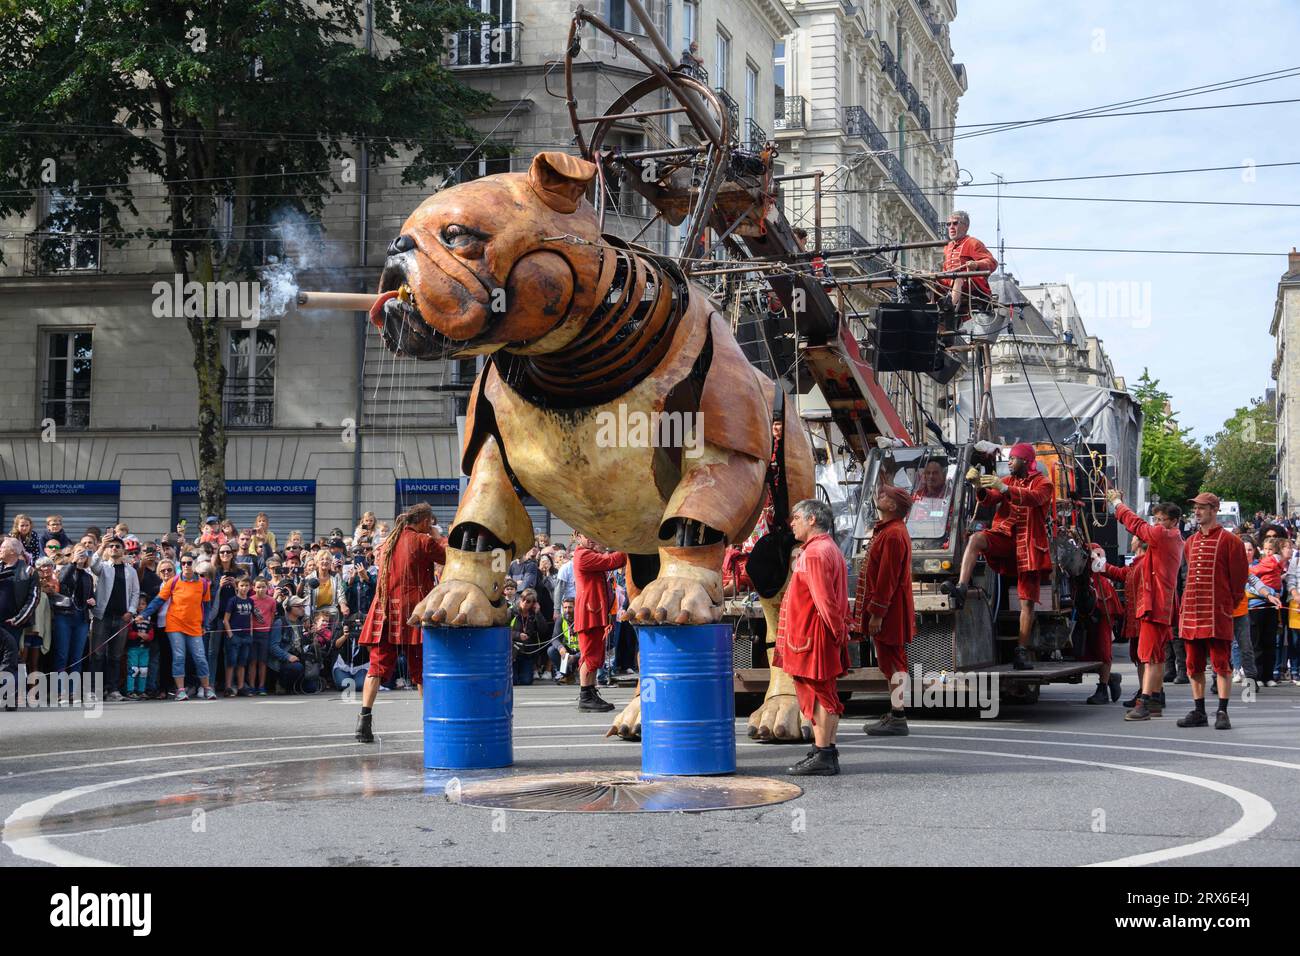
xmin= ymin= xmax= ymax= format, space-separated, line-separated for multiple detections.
xmin=296 ymin=291 xmax=380 ymax=311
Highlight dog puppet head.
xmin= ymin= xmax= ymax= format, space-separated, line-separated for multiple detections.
xmin=373 ymin=152 xmax=606 ymax=360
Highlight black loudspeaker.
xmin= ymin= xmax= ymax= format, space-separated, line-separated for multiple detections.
xmin=874 ymin=303 xmax=939 ymax=372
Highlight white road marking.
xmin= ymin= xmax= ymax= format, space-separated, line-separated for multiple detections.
xmin=916 ymin=722 xmax=1300 ymax=752
xmin=837 ymin=742 xmax=1276 ymax=866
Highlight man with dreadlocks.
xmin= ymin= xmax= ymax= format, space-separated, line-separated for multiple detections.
xmin=355 ymin=503 xmax=446 ymax=742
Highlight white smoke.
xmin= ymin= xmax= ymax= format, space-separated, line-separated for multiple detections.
xmin=258 ymin=208 xmax=327 ymax=318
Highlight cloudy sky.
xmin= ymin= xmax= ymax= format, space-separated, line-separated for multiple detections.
xmin=949 ymin=0 xmax=1299 ymax=438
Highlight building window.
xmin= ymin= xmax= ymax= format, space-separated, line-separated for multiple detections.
xmin=26 ymin=188 xmax=100 ymax=274
xmin=745 ymin=62 xmax=758 ymax=126
xmin=608 ymin=0 xmax=643 ymax=33
xmin=448 ymin=148 xmax=511 ymax=185
xmin=715 ymin=26 xmax=731 ymax=91
xmin=774 ymin=40 xmax=786 ymax=100
xmin=683 ymin=0 xmax=698 ymax=48
xmin=42 ymin=330 xmax=93 ymax=429
xmin=224 ymin=328 xmax=277 ymax=429
xmin=449 ymin=0 xmax=518 ymax=66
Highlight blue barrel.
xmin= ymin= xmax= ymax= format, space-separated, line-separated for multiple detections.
xmin=638 ymin=623 xmax=736 ymax=776
xmin=422 ymin=626 xmax=513 ymax=770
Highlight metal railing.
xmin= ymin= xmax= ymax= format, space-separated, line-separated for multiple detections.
xmin=842 ymin=107 xmax=943 ymax=236
xmin=714 ymin=87 xmax=740 ymax=143
xmin=880 ymin=41 xmax=896 ymax=77
xmin=677 ymin=60 xmax=708 ymax=84
xmin=41 ymin=382 xmax=91 ymax=430
xmin=222 ymin=378 xmax=275 ymax=429
xmin=448 ymin=20 xmax=522 ymax=67
xmin=23 ymin=232 xmax=101 ymax=275
xmin=744 ymin=118 xmax=767 ymax=148
xmin=844 ymin=105 xmax=888 ymax=152
xmin=774 ymin=94 xmax=806 ymax=130
xmin=878 ymin=42 xmax=934 ymax=140
xmin=820 ymin=226 xmax=896 ymax=276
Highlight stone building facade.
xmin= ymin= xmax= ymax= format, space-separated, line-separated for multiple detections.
xmin=1270 ymin=249 xmax=1300 ymax=513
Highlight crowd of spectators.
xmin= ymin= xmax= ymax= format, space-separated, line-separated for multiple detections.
xmin=1221 ymin=513 xmax=1300 ymax=687
xmin=0 ymin=510 xmax=412 ymax=710
xmin=0 ymin=511 xmax=637 ymax=710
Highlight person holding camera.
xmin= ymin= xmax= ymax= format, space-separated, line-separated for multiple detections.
xmin=331 ymin=617 xmax=370 ymax=692
xmin=87 ymin=535 xmax=141 ymax=702
xmin=510 ymin=588 xmax=549 ymax=686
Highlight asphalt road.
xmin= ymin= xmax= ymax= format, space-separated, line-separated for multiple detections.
xmin=3 ymin=662 xmax=1299 ymax=867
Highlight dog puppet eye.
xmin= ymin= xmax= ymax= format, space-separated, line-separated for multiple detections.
xmin=441 ymin=223 xmax=487 ymax=246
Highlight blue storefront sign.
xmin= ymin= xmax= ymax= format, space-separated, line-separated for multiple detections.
xmin=172 ymin=480 xmax=316 ymax=496
xmin=394 ymin=478 xmax=461 ymax=496
xmin=0 ymin=480 xmax=121 ymax=496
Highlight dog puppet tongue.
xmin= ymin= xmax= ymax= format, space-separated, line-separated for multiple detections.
xmin=369 ymin=289 xmax=400 ymax=329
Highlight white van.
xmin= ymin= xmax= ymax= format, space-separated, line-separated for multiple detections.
xmin=1217 ymin=500 xmax=1242 ymax=530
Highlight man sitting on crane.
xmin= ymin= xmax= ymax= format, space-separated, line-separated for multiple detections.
xmin=946 ymin=442 xmax=1054 ymax=670
xmin=937 ymin=209 xmax=997 ymax=321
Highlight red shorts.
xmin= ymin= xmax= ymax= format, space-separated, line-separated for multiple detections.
xmin=1136 ymin=620 xmax=1170 ymax=664
xmin=577 ymin=627 xmax=605 ymax=672
xmin=872 ymin=638 xmax=908 ymax=680
xmin=982 ymin=532 xmax=1041 ymax=603
xmin=793 ymin=675 xmax=843 ymax=724
xmin=367 ymin=639 xmax=422 ymax=686
xmin=1185 ymin=637 xmax=1233 ymax=677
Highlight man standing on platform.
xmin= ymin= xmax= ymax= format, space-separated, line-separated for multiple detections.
xmin=1177 ymin=493 xmax=1249 ymax=730
xmin=572 ymin=532 xmax=626 ymax=713
xmin=777 ymin=499 xmax=850 ymax=776
xmin=355 ymin=503 xmax=446 ymax=743
xmin=1105 ymin=492 xmax=1184 ymax=721
xmin=947 ymin=442 xmax=1053 ymax=670
xmin=856 ymin=486 xmax=915 ymax=736
xmin=937 ymin=210 xmax=997 ymax=322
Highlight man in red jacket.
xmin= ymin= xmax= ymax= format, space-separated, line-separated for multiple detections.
xmin=855 ymin=485 xmax=915 ymax=736
xmin=572 ymin=532 xmax=626 ymax=713
xmin=356 ymin=502 xmax=447 ymax=743
xmin=1177 ymin=492 xmax=1249 ymax=730
xmin=938 ymin=210 xmax=997 ymax=321
xmin=776 ymin=498 xmax=849 ymax=776
xmin=1106 ymin=492 xmax=1184 ymax=721
xmin=949 ymin=442 xmax=1053 ymax=670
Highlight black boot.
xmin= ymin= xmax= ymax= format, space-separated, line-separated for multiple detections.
xmin=1124 ymin=695 xmax=1153 ymax=721
xmin=787 ymin=746 xmax=840 ymax=776
xmin=1122 ymin=690 xmax=1140 ymax=708
xmin=1085 ymin=682 xmax=1110 ymax=705
xmin=865 ymin=711 xmax=909 ymax=736
xmin=355 ymin=711 xmax=375 ymax=744
xmin=1012 ymin=645 xmax=1033 ymax=670
xmin=1107 ymin=673 xmax=1122 ymax=701
xmin=1148 ymin=691 xmax=1165 ymax=716
xmin=579 ymin=685 xmax=615 ymax=713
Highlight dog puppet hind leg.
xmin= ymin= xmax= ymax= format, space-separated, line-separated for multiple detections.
xmin=747 ymin=585 xmax=812 ymax=743
xmin=412 ymin=436 xmax=534 ymax=627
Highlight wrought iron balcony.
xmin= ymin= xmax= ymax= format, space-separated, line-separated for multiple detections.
xmin=448 ymin=20 xmax=522 ymax=67
xmin=879 ymin=41 xmax=896 ymax=77
xmin=222 ymin=377 xmax=275 ymax=429
xmin=820 ymin=226 xmax=895 ymax=275
xmin=744 ymin=119 xmax=767 ymax=148
xmin=844 ymin=105 xmax=889 ymax=152
xmin=774 ymin=94 xmax=806 ymax=130
xmin=23 ymin=232 xmax=101 ymax=275
xmin=714 ymin=87 xmax=740 ymax=143
xmin=677 ymin=60 xmax=708 ymax=84
xmin=916 ymin=101 xmax=931 ymax=132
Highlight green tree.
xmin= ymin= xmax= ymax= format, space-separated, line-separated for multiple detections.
xmin=1132 ymin=369 xmax=1207 ymax=505
xmin=0 ymin=0 xmax=491 ymax=519
xmin=1203 ymin=397 xmax=1276 ymax=516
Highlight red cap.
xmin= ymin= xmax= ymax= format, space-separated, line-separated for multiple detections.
xmin=1009 ymin=442 xmax=1037 ymax=462
xmin=1189 ymin=492 xmax=1221 ymax=508
xmin=878 ymin=484 xmax=914 ymax=518
xmin=124 ymin=539 xmax=140 ymax=552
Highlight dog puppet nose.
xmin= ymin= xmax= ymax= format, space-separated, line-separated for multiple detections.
xmin=387 ymin=234 xmax=416 ymax=256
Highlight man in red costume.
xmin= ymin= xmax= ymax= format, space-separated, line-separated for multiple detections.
xmin=355 ymin=502 xmax=447 ymax=743
xmin=1177 ymin=492 xmax=1249 ymax=730
xmin=1105 ymin=491 xmax=1184 ymax=721
xmin=1083 ymin=543 xmax=1124 ymax=705
xmin=572 ymin=532 xmax=626 ymax=713
xmin=948 ymin=442 xmax=1053 ymax=670
xmin=856 ymin=485 xmax=915 ymax=736
xmin=775 ymin=498 xmax=850 ymax=776
xmin=937 ymin=210 xmax=997 ymax=320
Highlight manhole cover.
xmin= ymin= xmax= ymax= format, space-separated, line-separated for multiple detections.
xmin=447 ymin=771 xmax=801 ymax=813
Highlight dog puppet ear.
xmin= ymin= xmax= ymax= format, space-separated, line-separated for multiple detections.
xmin=527 ymin=152 xmax=597 ymax=214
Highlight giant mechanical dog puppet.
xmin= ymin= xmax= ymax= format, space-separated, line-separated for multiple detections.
xmin=371 ymin=152 xmax=815 ymax=742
